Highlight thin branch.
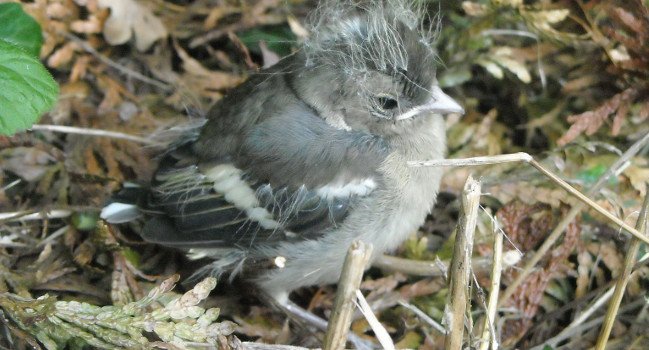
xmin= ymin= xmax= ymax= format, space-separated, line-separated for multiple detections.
xmin=373 ymin=254 xmax=494 ymax=277
xmin=241 ymin=344 xmax=311 ymax=350
xmin=63 ymin=32 xmax=172 ymax=91
xmin=595 ymin=183 xmax=649 ymax=349
xmin=478 ymin=218 xmax=503 ymax=350
xmin=528 ymin=297 xmax=646 ymax=350
xmin=408 ymin=152 xmax=532 ymax=168
xmin=323 ymin=240 xmax=373 ymax=350
xmin=29 ymin=124 xmax=164 ymax=146
xmin=528 ymin=158 xmax=644 ymax=243
xmin=355 ymin=290 xmax=394 ymax=350
xmin=498 ymin=131 xmax=649 ymax=304
xmin=410 ymin=138 xmax=649 ymax=246
xmin=444 ymin=175 xmax=481 ymax=350
xmin=0 ymin=209 xmax=72 ymax=222
xmin=398 ymin=300 xmax=446 ymax=334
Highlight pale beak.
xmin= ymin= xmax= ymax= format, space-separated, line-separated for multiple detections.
xmin=426 ymin=86 xmax=465 ymax=115
xmin=396 ymin=86 xmax=464 ymax=121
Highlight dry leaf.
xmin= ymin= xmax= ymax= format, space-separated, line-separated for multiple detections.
xmin=1 ymin=147 xmax=56 ymax=182
xmin=575 ymin=249 xmax=593 ymax=298
xmin=477 ymin=57 xmax=504 ymax=79
xmin=593 ymin=241 xmax=624 ymax=278
xmin=70 ymin=14 xmax=103 ymax=34
xmin=98 ymin=0 xmax=168 ymax=51
xmin=558 ymin=88 xmax=637 ymax=145
xmin=174 ymin=42 xmax=244 ymax=100
xmin=47 ymin=41 xmax=79 ymax=68
xmin=492 ymin=47 xmax=532 ymax=83
xmin=287 ymin=15 xmax=309 ymax=39
xmin=462 ymin=1 xmax=489 ymax=17
xmin=46 ymin=2 xmax=76 ymax=19
xmin=624 ymin=162 xmax=649 ymax=196
xmin=204 ymin=6 xmax=239 ymax=30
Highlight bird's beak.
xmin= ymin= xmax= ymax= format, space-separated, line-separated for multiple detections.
xmin=395 ymin=86 xmax=464 ymax=121
xmin=425 ymin=86 xmax=464 ymax=115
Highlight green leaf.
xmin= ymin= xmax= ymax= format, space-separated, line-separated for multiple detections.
xmin=121 ymin=247 xmax=141 ymax=267
xmin=238 ymin=25 xmax=296 ymax=56
xmin=71 ymin=211 xmax=99 ymax=231
xmin=0 ymin=40 xmax=59 ymax=136
xmin=0 ymin=2 xmax=43 ymax=57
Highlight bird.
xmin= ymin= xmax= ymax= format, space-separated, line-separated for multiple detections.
xmin=102 ymin=0 xmax=463 ymax=309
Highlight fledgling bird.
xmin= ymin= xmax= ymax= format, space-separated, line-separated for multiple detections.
xmin=102 ymin=0 xmax=463 ymax=306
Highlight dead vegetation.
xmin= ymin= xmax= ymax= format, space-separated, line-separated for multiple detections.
xmin=1 ymin=0 xmax=648 ymax=349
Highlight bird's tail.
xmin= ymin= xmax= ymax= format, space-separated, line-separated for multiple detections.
xmin=100 ymin=182 xmax=146 ymax=223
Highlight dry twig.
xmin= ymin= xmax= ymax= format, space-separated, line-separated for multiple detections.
xmin=323 ymin=240 xmax=373 ymax=350
xmin=478 ymin=218 xmax=503 ymax=350
xmin=444 ymin=175 xmax=481 ymax=350
xmin=595 ymin=183 xmax=649 ymax=349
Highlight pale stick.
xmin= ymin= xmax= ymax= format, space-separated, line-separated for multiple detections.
xmin=323 ymin=240 xmax=374 ymax=350
xmin=444 ymin=175 xmax=481 ymax=350
xmin=478 ymin=219 xmax=503 ymax=350
xmin=409 ymin=131 xmax=649 ymax=307
xmin=0 ymin=209 xmax=72 ymax=222
xmin=30 ymin=124 xmax=162 ymax=146
xmin=355 ymin=290 xmax=395 ymax=350
xmin=408 ymin=139 xmax=649 ymax=247
xmin=594 ymin=184 xmax=648 ymax=349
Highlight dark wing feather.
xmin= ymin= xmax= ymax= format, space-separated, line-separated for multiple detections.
xmin=141 ymin=155 xmax=362 ymax=248
xmin=141 ymin=61 xmax=390 ymax=248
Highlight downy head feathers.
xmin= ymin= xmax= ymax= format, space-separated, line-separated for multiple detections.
xmin=303 ymin=0 xmax=439 ymax=86
xmin=297 ymin=0 xmax=444 ymax=123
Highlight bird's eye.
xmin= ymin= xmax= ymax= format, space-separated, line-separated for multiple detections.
xmin=377 ymin=96 xmax=398 ymax=110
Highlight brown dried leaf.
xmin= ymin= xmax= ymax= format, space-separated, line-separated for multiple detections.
xmin=47 ymin=41 xmax=79 ymax=68
xmin=33 ymin=274 xmax=109 ymax=301
xmin=96 ymin=75 xmax=126 ymax=113
xmin=624 ymin=163 xmax=649 ymax=196
xmin=562 ymin=74 xmax=600 ymax=94
xmin=361 ymin=273 xmax=405 ymax=295
xmin=227 ymin=32 xmax=257 ymax=70
xmin=592 ymin=241 xmax=624 ymax=278
xmin=70 ymin=14 xmax=103 ymax=34
xmin=502 ymin=208 xmax=580 ymax=345
xmin=496 ymin=202 xmax=553 ymax=251
xmin=618 ymin=59 xmax=649 ymax=72
xmin=46 ymin=2 xmax=77 ymax=19
xmin=204 ymin=6 xmax=240 ymax=30
xmin=69 ymin=55 xmax=91 ymax=82
xmin=174 ymin=42 xmax=244 ymax=100
xmin=558 ymin=88 xmax=637 ymax=145
xmin=611 ymin=7 xmax=645 ymax=36
xmin=611 ymin=99 xmax=628 ymax=135
xmin=638 ymin=101 xmax=649 ymax=122
xmin=235 ymin=306 xmax=284 ymax=341
xmin=110 ymin=249 xmax=152 ymax=305
xmin=1 ymin=147 xmax=56 ymax=182
xmin=73 ymin=239 xmax=96 ymax=267
xmin=398 ymin=278 xmax=445 ymax=299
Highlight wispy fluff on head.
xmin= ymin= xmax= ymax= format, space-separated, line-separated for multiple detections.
xmin=303 ymin=0 xmax=439 ymax=75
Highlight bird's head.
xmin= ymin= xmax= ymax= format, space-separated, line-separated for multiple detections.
xmin=290 ymin=0 xmax=464 ymax=137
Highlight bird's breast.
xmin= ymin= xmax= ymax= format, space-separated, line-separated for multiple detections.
xmin=368 ymin=114 xmax=447 ymax=253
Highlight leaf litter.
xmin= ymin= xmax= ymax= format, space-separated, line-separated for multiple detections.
xmin=1 ymin=0 xmax=649 ymax=349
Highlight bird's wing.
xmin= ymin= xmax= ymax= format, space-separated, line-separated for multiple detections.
xmin=141 ymin=102 xmax=390 ymax=249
